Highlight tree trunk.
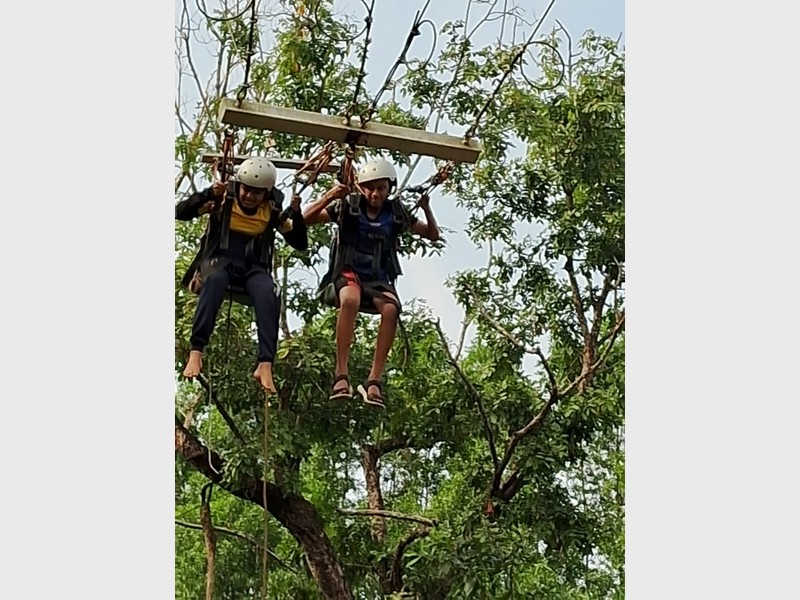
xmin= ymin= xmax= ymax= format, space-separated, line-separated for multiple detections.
xmin=362 ymin=446 xmax=392 ymax=594
xmin=200 ymin=489 xmax=216 ymax=600
xmin=361 ymin=447 xmax=388 ymax=542
xmin=580 ymin=339 xmax=597 ymax=393
xmin=175 ymin=420 xmax=352 ymax=599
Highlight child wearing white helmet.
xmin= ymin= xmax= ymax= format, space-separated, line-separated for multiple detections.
xmin=176 ymin=156 xmax=308 ymax=392
xmin=303 ymin=157 xmax=441 ymax=408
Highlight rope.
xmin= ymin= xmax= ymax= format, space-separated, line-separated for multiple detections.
xmin=343 ymin=0 xmax=376 ymax=121
xmin=399 ymin=0 xmax=560 ymax=203
xmin=291 ymin=140 xmax=339 ymax=194
xmin=339 ymin=144 xmax=366 ymax=200
xmin=463 ymin=0 xmax=559 ymax=143
xmin=222 ymin=297 xmax=233 ymax=358
xmin=220 ymin=129 xmax=235 ymax=182
xmin=306 ymin=0 xmax=372 ymax=46
xmin=402 ymin=161 xmax=456 ymax=211
xmin=279 ymin=0 xmax=431 ymax=200
xmin=237 ymin=0 xmax=259 ymax=107
xmin=196 ymin=0 xmax=253 ymax=23
xmin=360 ymin=0 xmax=432 ymax=127
xmin=261 ymin=389 xmax=270 ymax=600
xmin=282 ymin=0 xmax=555 ymax=204
xmin=286 ymin=140 xmax=363 ymax=211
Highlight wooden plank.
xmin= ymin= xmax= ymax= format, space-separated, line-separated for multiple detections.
xmin=218 ymin=98 xmax=482 ymax=164
xmin=201 ymin=152 xmax=340 ymax=172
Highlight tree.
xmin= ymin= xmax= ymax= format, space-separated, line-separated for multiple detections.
xmin=174 ymin=1 xmax=625 ymax=598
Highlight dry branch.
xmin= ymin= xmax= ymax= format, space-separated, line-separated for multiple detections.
xmin=175 ymin=519 xmax=297 ymax=573
xmin=337 ymin=509 xmax=437 ymax=528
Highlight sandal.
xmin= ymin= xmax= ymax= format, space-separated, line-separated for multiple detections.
xmin=357 ymin=379 xmax=386 ymax=409
xmin=329 ymin=374 xmax=353 ymax=401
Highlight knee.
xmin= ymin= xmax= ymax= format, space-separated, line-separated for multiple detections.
xmin=248 ymin=271 xmax=277 ymax=296
xmin=380 ymin=301 xmax=399 ymax=322
xmin=339 ymin=287 xmax=361 ymax=311
xmin=204 ymin=267 xmax=229 ymax=287
xmin=198 ymin=267 xmax=229 ymax=297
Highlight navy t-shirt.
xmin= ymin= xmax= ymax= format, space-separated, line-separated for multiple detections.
xmin=327 ymin=199 xmax=416 ymax=282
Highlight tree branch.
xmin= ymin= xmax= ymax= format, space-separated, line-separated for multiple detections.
xmin=175 ymin=419 xmax=352 ymax=600
xmin=182 ymin=20 xmax=213 ymax=125
xmin=360 ymin=446 xmax=388 ymax=544
xmin=535 ymin=348 xmax=559 ymax=397
xmin=434 ymin=318 xmax=499 ymax=472
xmin=174 ymin=102 xmax=203 ymax=195
xmin=371 ymin=437 xmax=413 ymax=457
xmin=560 ymin=311 xmax=624 ymax=398
xmin=454 ymin=316 xmax=472 ymax=360
xmin=337 ymin=509 xmax=437 ymax=528
xmin=390 ymin=525 xmax=432 ymax=592
xmin=182 ymin=390 xmax=205 ymax=429
xmin=200 ymin=483 xmax=216 ymax=600
xmin=175 ymin=519 xmax=297 ymax=573
xmin=492 ymin=310 xmax=625 ymax=496
xmin=589 ymin=272 xmax=613 ymax=339
xmin=498 ymin=389 xmax=558 ymax=481
xmin=176 ymin=417 xmax=276 ymax=504
xmin=175 ymin=101 xmax=195 ymax=134
xmin=196 ymin=373 xmax=247 ymax=445
xmin=564 ymin=256 xmax=590 ymax=340
xmin=495 ymin=468 xmax=525 ymax=501
xmin=175 ymin=172 xmax=188 ymax=194
xmin=464 ymin=283 xmax=536 ymax=352
xmin=463 ymin=283 xmax=559 ymax=397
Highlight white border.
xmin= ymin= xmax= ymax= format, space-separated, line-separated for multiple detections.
xmin=627 ymin=0 xmax=798 ymax=597
xmin=2 ymin=0 xmax=175 ymax=597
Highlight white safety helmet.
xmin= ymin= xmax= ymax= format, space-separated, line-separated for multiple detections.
xmin=357 ymin=158 xmax=397 ymax=188
xmin=237 ymin=157 xmax=277 ymax=190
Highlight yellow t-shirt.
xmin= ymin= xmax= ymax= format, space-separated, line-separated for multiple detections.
xmin=228 ymin=200 xmax=294 ymax=236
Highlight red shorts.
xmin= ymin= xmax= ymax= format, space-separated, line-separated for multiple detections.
xmin=334 ymin=269 xmax=402 ymax=314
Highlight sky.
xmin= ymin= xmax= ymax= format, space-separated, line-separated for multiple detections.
xmin=176 ymin=0 xmax=625 ymax=355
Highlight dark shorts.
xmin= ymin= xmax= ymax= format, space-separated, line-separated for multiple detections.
xmin=334 ymin=269 xmax=402 ymax=313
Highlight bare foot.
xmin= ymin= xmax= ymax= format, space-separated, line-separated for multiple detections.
xmin=253 ymin=362 xmax=277 ymax=393
xmin=183 ymin=350 xmax=203 ymax=379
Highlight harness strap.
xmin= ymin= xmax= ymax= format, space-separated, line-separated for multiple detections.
xmin=328 ymin=196 xmax=411 ymax=284
xmin=258 ymin=190 xmax=282 ymax=268
xmin=219 ymin=180 xmax=236 ymax=250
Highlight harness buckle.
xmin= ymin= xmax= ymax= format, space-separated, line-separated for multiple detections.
xmin=347 ymin=192 xmax=360 ymax=216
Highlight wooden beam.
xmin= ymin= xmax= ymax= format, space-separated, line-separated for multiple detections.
xmin=218 ymin=99 xmax=482 ymax=164
xmin=201 ymin=152 xmax=340 ymax=172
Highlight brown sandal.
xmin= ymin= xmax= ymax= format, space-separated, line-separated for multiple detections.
xmin=329 ymin=374 xmax=353 ymax=401
xmin=357 ymin=379 xmax=386 ymax=409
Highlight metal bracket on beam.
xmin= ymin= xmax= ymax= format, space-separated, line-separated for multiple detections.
xmin=218 ymin=99 xmax=482 ymax=164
